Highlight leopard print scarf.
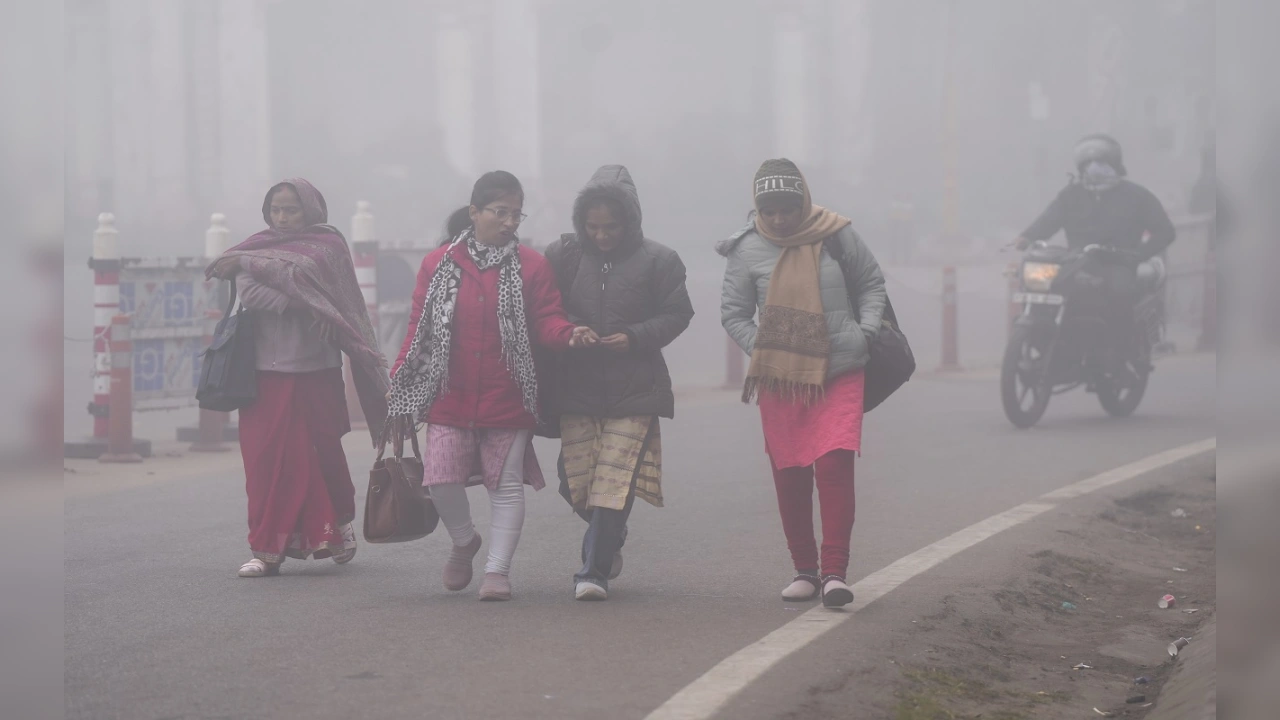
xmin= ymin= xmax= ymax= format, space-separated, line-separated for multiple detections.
xmin=387 ymin=229 xmax=539 ymax=424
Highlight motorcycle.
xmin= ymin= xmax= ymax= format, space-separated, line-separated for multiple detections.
xmin=1001 ymin=242 xmax=1165 ymax=428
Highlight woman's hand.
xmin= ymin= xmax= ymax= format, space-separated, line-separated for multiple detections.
xmin=569 ymin=326 xmax=600 ymax=348
xmin=206 ymin=256 xmax=240 ymax=281
xmin=310 ymin=312 xmax=340 ymax=346
xmin=599 ymin=333 xmax=631 ymax=354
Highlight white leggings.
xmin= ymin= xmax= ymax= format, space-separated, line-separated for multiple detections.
xmin=429 ymin=430 xmax=528 ymax=576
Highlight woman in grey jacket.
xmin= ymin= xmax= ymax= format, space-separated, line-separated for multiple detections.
xmin=719 ymin=159 xmax=886 ymax=607
xmin=546 ymin=165 xmax=694 ymax=601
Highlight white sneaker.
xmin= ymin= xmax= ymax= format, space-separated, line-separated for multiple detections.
xmin=782 ymin=574 xmax=820 ymax=602
xmin=575 ymin=581 xmax=608 ymax=601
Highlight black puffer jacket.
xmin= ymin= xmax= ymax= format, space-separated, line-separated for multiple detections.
xmin=1021 ymin=178 xmax=1176 ymax=261
xmin=544 ymin=165 xmax=694 ymax=419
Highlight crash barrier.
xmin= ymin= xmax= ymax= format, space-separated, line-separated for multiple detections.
xmin=65 ymin=213 xmax=214 ymax=460
xmin=407 ymin=215 xmax=1212 ymax=389
xmin=716 ymin=211 xmax=1217 ymax=387
xmin=346 ymin=201 xmax=378 ymax=428
xmin=1164 ymin=214 xmax=1215 ymax=351
xmin=1000 ymin=212 xmax=1215 ymax=357
xmin=69 ymin=209 xmax=1213 ymax=452
xmin=66 ymin=203 xmax=384 ymax=461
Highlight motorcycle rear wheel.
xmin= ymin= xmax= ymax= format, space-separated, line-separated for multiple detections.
xmin=1097 ymin=353 xmax=1151 ymax=418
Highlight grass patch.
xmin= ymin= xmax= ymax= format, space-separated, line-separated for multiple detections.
xmin=903 ymin=668 xmax=1001 ymax=703
xmin=893 ymin=690 xmax=957 ymax=720
xmin=1030 ymin=550 xmax=1108 ymax=582
xmin=893 ymin=666 xmax=1068 ymax=720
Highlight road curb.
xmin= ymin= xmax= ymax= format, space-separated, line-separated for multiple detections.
xmin=1147 ymin=613 xmax=1215 ymax=720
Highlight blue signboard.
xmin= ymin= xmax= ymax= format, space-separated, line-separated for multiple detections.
xmin=118 ymin=260 xmax=220 ymax=411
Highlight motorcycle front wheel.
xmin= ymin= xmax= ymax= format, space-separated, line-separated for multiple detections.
xmin=1001 ymin=326 xmax=1052 ymax=429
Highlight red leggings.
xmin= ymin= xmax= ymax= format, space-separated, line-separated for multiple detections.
xmin=770 ymin=450 xmax=856 ymax=580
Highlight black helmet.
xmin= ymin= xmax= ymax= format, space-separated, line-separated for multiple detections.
xmin=1073 ymin=134 xmax=1127 ymax=176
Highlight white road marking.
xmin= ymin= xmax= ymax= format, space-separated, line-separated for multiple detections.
xmin=644 ymin=437 xmax=1216 ymax=720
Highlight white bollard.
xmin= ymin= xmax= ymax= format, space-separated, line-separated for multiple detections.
xmin=205 ymin=212 xmax=231 ymax=259
xmin=352 ymin=200 xmax=376 ymax=244
xmin=94 ymin=211 xmax=120 ymax=261
xmin=351 ymin=200 xmax=378 ymax=323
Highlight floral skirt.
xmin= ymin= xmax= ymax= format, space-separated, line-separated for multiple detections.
xmin=421 ymin=424 xmax=546 ymax=491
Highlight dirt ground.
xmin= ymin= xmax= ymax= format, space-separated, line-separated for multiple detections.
xmin=778 ymin=468 xmax=1216 ymax=720
xmin=888 ymin=476 xmax=1215 ymax=719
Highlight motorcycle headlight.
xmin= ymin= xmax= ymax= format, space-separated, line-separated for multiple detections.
xmin=1022 ymin=262 xmax=1060 ymax=292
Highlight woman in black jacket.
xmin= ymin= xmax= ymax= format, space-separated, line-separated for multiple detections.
xmin=545 ymin=165 xmax=695 ymax=601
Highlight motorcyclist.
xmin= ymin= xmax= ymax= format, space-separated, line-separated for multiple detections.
xmin=1014 ymin=134 xmax=1175 ymax=371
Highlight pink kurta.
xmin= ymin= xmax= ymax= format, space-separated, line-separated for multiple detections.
xmin=759 ymin=370 xmax=865 ymax=470
xmin=421 ymin=424 xmax=546 ymax=491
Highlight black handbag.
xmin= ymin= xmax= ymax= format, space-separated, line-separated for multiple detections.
xmin=825 ymin=234 xmax=916 ymax=412
xmin=364 ymin=416 xmax=437 ymax=543
xmin=534 ymin=234 xmax=586 ymax=439
xmin=196 ymin=277 xmax=258 ymax=411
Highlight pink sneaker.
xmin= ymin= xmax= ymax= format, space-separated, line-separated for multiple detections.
xmin=478 ymin=572 xmax=512 ymax=601
xmin=443 ymin=534 xmax=482 ymax=591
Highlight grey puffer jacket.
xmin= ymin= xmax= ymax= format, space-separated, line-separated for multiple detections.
xmin=718 ymin=221 xmax=887 ymax=379
xmin=545 ymin=165 xmax=694 ymax=419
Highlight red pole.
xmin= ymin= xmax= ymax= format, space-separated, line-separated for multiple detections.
xmin=190 ymin=306 xmax=230 ymax=452
xmin=1198 ymin=244 xmax=1216 ymax=351
xmin=100 ymin=314 xmax=142 ymax=463
xmin=91 ymin=215 xmax=121 ymax=439
xmin=724 ymin=335 xmax=744 ymax=389
xmin=33 ymin=247 xmax=63 ymax=461
xmin=939 ymin=265 xmax=962 ymax=371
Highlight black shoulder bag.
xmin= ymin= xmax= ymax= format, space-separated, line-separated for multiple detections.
xmin=196 ymin=277 xmax=259 ymax=412
xmin=533 ymin=235 xmax=585 ymax=439
xmin=824 ymin=234 xmax=916 ymax=412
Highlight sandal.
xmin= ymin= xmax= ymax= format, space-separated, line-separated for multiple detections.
xmin=821 ymin=575 xmax=854 ymax=608
xmin=238 ymin=559 xmax=280 ymax=578
xmin=782 ymin=573 xmax=821 ymax=602
xmin=332 ymin=523 xmax=357 ymax=565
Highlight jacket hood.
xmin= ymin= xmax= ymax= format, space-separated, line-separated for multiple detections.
xmin=573 ymin=165 xmax=643 ymax=254
xmin=716 ymin=217 xmax=757 ymax=257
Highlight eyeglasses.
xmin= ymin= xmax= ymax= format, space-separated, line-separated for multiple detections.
xmin=482 ymin=207 xmax=528 ymax=224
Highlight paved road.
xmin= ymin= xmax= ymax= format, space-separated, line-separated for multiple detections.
xmin=65 ymin=353 xmax=1215 ymax=720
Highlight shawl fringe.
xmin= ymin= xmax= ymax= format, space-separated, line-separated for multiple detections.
xmin=742 ymin=377 xmax=827 ymax=406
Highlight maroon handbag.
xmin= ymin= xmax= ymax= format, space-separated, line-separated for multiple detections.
xmin=363 ymin=418 xmax=438 ymax=543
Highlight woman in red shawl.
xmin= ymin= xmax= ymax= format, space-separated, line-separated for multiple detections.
xmin=207 ymin=178 xmax=389 ymax=578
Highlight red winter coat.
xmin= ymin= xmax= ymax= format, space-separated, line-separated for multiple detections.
xmin=391 ymin=244 xmax=576 ymax=430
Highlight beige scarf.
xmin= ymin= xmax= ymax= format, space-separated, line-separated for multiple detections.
xmin=744 ymin=173 xmax=851 ymax=404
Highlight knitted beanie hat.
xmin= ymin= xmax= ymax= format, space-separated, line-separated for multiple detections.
xmin=754 ymin=158 xmax=806 ymax=207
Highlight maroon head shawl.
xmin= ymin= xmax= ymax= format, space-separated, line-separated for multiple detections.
xmin=215 ymin=178 xmax=390 ymax=445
